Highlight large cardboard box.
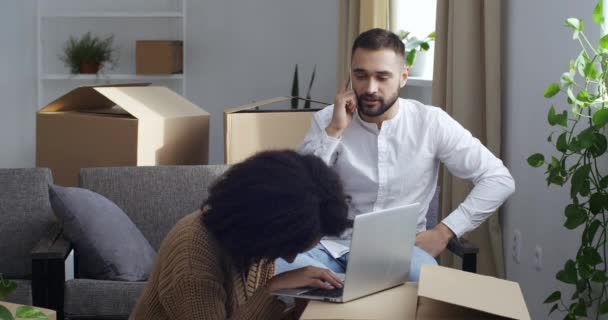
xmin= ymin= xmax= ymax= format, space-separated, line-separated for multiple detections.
xmin=300 ymin=265 xmax=531 ymax=320
xmin=224 ymin=96 xmax=327 ymax=164
xmin=136 ymin=40 xmax=183 ymax=74
xmin=37 ymin=84 xmax=209 ymax=186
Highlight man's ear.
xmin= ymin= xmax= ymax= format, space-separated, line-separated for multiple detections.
xmin=400 ymin=64 xmax=409 ymax=88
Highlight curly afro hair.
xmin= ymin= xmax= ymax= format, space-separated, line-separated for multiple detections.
xmin=201 ymin=150 xmax=351 ymax=269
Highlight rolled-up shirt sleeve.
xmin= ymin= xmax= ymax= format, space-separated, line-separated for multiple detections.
xmin=433 ymin=110 xmax=515 ymax=238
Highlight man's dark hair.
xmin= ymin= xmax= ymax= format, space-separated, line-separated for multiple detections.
xmin=202 ymin=150 xmax=352 ymax=269
xmin=351 ymin=28 xmax=405 ymax=58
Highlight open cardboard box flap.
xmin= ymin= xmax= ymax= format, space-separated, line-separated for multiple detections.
xmin=300 ymin=265 xmax=530 ymax=320
xmin=39 ymin=84 xmax=208 ymax=119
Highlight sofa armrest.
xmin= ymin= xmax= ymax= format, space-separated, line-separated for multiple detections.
xmin=31 ymin=225 xmax=71 ymax=318
xmin=447 ymin=237 xmax=479 ymax=273
xmin=31 ymin=225 xmax=71 ymax=260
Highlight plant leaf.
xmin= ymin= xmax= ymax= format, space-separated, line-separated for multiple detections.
xmin=583 ymin=219 xmax=602 ymax=245
xmin=571 ymin=164 xmax=591 ymax=197
xmin=406 ymin=50 xmax=416 ymax=67
xmin=574 ymin=299 xmax=588 ymax=316
xmin=548 ymin=303 xmax=559 ymax=315
xmin=544 ymin=291 xmax=562 ymax=303
xmin=600 ymin=34 xmax=608 ymax=50
xmin=0 ymin=278 xmax=17 ymax=300
xmin=527 ymin=153 xmax=545 ymax=167
xmin=564 ymin=204 xmax=587 ymax=229
xmin=556 ymin=260 xmax=577 ymax=284
xmin=594 ymin=0 xmax=605 ymax=26
xmin=589 ymin=132 xmax=607 ymax=157
xmin=544 ymin=83 xmax=560 ymax=98
xmin=590 ymin=193 xmax=605 ymax=214
xmin=582 ymin=247 xmax=603 ymax=265
xmin=404 ymin=37 xmax=422 ymax=51
xmin=0 ymin=306 xmax=14 ymax=320
xmin=556 ymin=132 xmax=568 ymax=152
xmin=15 ymin=306 xmax=48 ymax=319
xmin=548 ymin=106 xmax=557 ymax=126
xmin=565 ymin=18 xmax=584 ymax=32
xmin=557 ymin=110 xmax=568 ymax=127
xmin=600 ymin=176 xmax=608 ymax=189
xmin=578 ymin=127 xmax=595 ymax=148
xmin=592 ymin=270 xmax=608 ymax=282
xmin=584 ymin=61 xmax=598 ymax=79
xmin=560 ymin=71 xmax=574 ymax=87
xmin=600 ymin=300 xmax=608 ymax=315
xmin=592 ymin=108 xmax=608 ymax=128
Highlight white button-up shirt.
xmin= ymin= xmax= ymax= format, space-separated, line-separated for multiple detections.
xmin=298 ymin=98 xmax=515 ymax=238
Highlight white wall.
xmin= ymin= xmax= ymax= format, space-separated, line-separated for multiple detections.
xmin=0 ymin=0 xmax=37 ymax=168
xmin=185 ymin=0 xmax=339 ymax=164
xmin=503 ymin=1 xmax=601 ymax=319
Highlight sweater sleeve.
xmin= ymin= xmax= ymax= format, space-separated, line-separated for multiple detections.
xmin=159 ymin=274 xmax=286 ymax=320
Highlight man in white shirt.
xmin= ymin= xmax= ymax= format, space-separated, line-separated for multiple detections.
xmin=276 ymin=28 xmax=515 ymax=281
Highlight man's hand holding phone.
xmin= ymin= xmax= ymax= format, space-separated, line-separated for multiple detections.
xmin=326 ymin=75 xmax=357 ymax=138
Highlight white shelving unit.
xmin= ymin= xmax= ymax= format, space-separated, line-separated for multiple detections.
xmin=36 ymin=0 xmax=186 ymax=108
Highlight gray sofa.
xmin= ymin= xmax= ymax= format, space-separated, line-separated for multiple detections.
xmin=39 ymin=165 xmax=227 ymax=320
xmin=0 ymin=168 xmax=57 ymax=307
xmin=33 ymin=165 xmax=477 ymax=320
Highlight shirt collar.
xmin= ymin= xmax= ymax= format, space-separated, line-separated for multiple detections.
xmin=354 ymin=98 xmax=403 ymax=135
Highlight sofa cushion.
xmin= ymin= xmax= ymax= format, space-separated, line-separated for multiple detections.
xmin=48 ymin=184 xmax=156 ymax=281
xmin=64 ymin=279 xmax=145 ymax=319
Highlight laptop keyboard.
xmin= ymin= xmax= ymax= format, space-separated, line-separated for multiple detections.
xmin=305 ymin=287 xmax=344 ymax=298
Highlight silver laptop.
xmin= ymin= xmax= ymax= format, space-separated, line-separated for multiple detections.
xmin=273 ymin=203 xmax=420 ymax=303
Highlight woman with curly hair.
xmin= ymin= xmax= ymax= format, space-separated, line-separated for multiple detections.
xmin=131 ymin=150 xmax=352 ymax=319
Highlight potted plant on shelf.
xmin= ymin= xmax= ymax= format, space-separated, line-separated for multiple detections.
xmin=60 ymin=32 xmax=117 ymax=75
xmin=528 ymin=1 xmax=608 ymax=318
xmin=397 ymin=30 xmax=435 ymax=78
xmin=0 ymin=275 xmax=49 ymax=320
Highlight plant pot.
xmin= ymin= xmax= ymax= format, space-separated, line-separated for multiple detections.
xmin=408 ymin=47 xmax=434 ymax=79
xmin=79 ymin=62 xmax=99 ymax=74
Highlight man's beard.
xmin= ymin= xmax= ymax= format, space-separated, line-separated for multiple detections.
xmin=356 ymin=88 xmax=400 ymax=118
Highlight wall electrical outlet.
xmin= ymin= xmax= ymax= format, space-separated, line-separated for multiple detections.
xmin=512 ymin=229 xmax=522 ymax=264
xmin=534 ymin=245 xmax=543 ymax=271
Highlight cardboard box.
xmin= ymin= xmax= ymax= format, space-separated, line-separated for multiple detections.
xmin=300 ymin=265 xmax=530 ymax=320
xmin=37 ymin=84 xmax=209 ymax=186
xmin=136 ymin=40 xmax=183 ymax=74
xmin=224 ymin=96 xmax=327 ymax=164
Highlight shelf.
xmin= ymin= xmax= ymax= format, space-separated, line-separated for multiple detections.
xmin=42 ymin=74 xmax=184 ymax=80
xmin=41 ymin=12 xmax=183 ymax=18
xmin=407 ymin=76 xmax=433 ymax=88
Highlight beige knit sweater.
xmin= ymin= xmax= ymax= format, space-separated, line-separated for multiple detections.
xmin=130 ymin=210 xmax=286 ymax=320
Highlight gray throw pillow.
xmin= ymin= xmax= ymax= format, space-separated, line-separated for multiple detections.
xmin=48 ymin=184 xmax=156 ymax=281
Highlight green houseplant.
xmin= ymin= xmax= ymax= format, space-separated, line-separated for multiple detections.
xmin=397 ymin=30 xmax=435 ymax=68
xmin=528 ymin=1 xmax=608 ymax=318
xmin=0 ymin=275 xmax=48 ymax=320
xmin=60 ymin=32 xmax=117 ymax=74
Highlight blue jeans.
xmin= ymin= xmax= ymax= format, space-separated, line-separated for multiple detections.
xmin=275 ymin=244 xmax=437 ymax=282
